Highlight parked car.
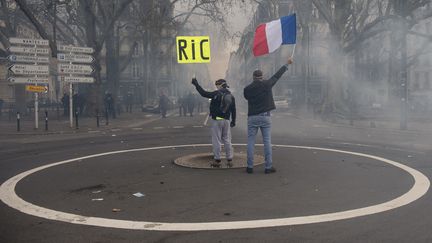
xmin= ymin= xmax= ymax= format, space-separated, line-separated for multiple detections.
xmin=274 ymin=96 xmax=290 ymax=110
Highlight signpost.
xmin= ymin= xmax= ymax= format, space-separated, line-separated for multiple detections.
xmin=26 ymin=85 xmax=48 ymax=93
xmin=8 ymin=46 xmax=50 ymax=55
xmin=58 ymin=64 xmax=94 ymax=75
xmin=57 ymin=53 xmax=94 ymax=63
xmin=57 ymin=45 xmax=94 ymax=128
xmin=9 ymin=64 xmax=49 ymax=75
xmin=59 ymin=76 xmax=94 ymax=83
xmin=9 ymin=37 xmax=49 ymax=46
xmin=57 ymin=45 xmax=94 ymax=54
xmin=8 ymin=55 xmax=49 ymax=63
xmin=8 ymin=77 xmax=50 ymax=84
xmin=7 ymin=37 xmax=50 ymax=129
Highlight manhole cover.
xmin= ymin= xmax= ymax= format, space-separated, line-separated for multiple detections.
xmin=174 ymin=152 xmax=264 ymax=169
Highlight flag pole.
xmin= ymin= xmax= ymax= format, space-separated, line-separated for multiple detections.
xmin=291 ymin=44 xmax=296 ymax=59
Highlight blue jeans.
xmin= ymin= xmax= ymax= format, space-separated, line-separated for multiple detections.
xmin=247 ymin=114 xmax=272 ymax=169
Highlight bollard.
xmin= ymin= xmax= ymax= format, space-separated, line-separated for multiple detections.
xmin=45 ymin=111 xmax=48 ymax=131
xmin=56 ymin=105 xmax=60 ymax=121
xmin=96 ymin=109 xmax=100 ymax=127
xmin=75 ymin=111 xmax=79 ymax=129
xmin=16 ymin=112 xmax=20 ymax=132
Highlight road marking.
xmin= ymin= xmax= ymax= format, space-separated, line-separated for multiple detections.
xmin=193 ymin=125 xmax=203 ymax=128
xmin=203 ymin=114 xmax=209 ymax=126
xmin=0 ymin=144 xmax=429 ymax=231
xmin=173 ymin=126 xmax=184 ymax=129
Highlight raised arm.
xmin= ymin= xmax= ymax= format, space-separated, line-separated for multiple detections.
xmin=192 ymin=78 xmax=216 ymax=98
xmin=264 ymin=57 xmax=293 ymax=87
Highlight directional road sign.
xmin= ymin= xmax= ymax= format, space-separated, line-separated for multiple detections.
xmin=58 ymin=45 xmax=94 ymax=54
xmin=59 ymin=76 xmax=95 ymax=83
xmin=9 ymin=37 xmax=49 ymax=46
xmin=8 ymin=77 xmax=50 ymax=84
xmin=8 ymin=55 xmax=49 ymax=63
xmin=25 ymin=85 xmax=48 ymax=93
xmin=9 ymin=64 xmax=49 ymax=75
xmin=57 ymin=53 xmax=94 ymax=63
xmin=8 ymin=46 xmax=50 ymax=55
xmin=58 ymin=64 xmax=94 ymax=75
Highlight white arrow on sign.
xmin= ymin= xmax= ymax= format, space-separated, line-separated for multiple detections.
xmin=8 ymin=77 xmax=50 ymax=84
xmin=9 ymin=64 xmax=49 ymax=75
xmin=59 ymin=76 xmax=95 ymax=83
xmin=58 ymin=45 xmax=94 ymax=54
xmin=9 ymin=37 xmax=49 ymax=46
xmin=57 ymin=53 xmax=94 ymax=63
xmin=58 ymin=64 xmax=94 ymax=75
xmin=8 ymin=46 xmax=50 ymax=55
xmin=8 ymin=55 xmax=49 ymax=63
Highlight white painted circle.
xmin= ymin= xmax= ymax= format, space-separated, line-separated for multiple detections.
xmin=0 ymin=144 xmax=429 ymax=231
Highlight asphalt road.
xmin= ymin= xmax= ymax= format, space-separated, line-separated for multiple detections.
xmin=1 ymin=112 xmax=431 ymax=243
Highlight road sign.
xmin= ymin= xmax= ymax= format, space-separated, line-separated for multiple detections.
xmin=57 ymin=53 xmax=94 ymax=63
xmin=59 ymin=76 xmax=94 ymax=83
xmin=58 ymin=64 xmax=94 ymax=75
xmin=176 ymin=36 xmax=211 ymax=63
xmin=57 ymin=45 xmax=94 ymax=54
xmin=8 ymin=55 xmax=49 ymax=63
xmin=9 ymin=37 xmax=49 ymax=46
xmin=25 ymin=85 xmax=48 ymax=93
xmin=8 ymin=46 xmax=50 ymax=55
xmin=9 ymin=64 xmax=49 ymax=75
xmin=9 ymin=77 xmax=50 ymax=84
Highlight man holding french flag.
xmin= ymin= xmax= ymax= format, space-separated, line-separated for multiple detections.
xmin=244 ymin=14 xmax=296 ymax=174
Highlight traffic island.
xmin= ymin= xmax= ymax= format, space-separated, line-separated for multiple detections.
xmin=173 ymin=152 xmax=264 ymax=169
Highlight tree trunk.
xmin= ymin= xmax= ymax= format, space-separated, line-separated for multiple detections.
xmin=105 ymin=25 xmax=119 ymax=97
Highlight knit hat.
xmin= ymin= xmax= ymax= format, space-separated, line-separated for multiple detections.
xmin=215 ymin=79 xmax=229 ymax=88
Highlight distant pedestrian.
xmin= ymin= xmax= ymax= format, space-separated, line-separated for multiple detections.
xmin=61 ymin=93 xmax=69 ymax=116
xmin=125 ymin=92 xmax=133 ymax=113
xmin=159 ymin=92 xmax=169 ymax=118
xmin=73 ymin=93 xmax=79 ymax=116
xmin=186 ymin=92 xmax=195 ymax=117
xmin=196 ymin=94 xmax=203 ymax=113
xmin=243 ymin=57 xmax=293 ymax=174
xmin=104 ymin=92 xmax=116 ymax=118
xmin=178 ymin=96 xmax=186 ymax=116
xmin=192 ymin=78 xmax=236 ymax=168
xmin=0 ymin=98 xmax=3 ymax=117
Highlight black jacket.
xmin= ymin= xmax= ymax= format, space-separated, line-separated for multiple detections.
xmin=243 ymin=65 xmax=288 ymax=116
xmin=193 ymin=84 xmax=236 ymax=122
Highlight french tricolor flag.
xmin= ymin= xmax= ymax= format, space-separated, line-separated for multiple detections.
xmin=253 ymin=14 xmax=297 ymax=57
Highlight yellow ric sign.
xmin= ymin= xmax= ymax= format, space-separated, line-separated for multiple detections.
xmin=26 ymin=85 xmax=47 ymax=93
xmin=176 ymin=36 xmax=210 ymax=63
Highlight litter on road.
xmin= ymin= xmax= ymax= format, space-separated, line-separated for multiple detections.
xmin=133 ymin=192 xmax=145 ymax=197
